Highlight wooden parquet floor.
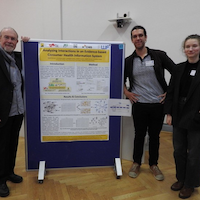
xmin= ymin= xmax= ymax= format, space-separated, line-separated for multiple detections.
xmin=3 ymin=132 xmax=200 ymax=200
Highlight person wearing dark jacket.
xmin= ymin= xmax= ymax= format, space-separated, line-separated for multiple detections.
xmin=0 ymin=27 xmax=29 ymax=197
xmin=124 ymin=25 xmax=175 ymax=181
xmin=165 ymin=34 xmax=200 ymax=199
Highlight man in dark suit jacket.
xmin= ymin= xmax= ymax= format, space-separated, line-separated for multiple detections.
xmin=0 ymin=27 xmax=29 ymax=197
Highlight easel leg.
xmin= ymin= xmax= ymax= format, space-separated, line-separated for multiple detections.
xmin=38 ymin=161 xmax=46 ymax=184
xmin=114 ymin=158 xmax=122 ymax=179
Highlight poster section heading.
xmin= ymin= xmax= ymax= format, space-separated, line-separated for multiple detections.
xmin=39 ymin=42 xmax=110 ymax=63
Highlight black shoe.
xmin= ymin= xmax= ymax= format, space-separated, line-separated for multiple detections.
xmin=7 ymin=174 xmax=23 ymax=183
xmin=0 ymin=183 xmax=9 ymax=197
xmin=179 ymin=187 xmax=194 ymax=199
xmin=171 ymin=181 xmax=184 ymax=191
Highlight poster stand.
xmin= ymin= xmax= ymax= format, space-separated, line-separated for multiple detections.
xmin=22 ymin=39 xmax=125 ymax=180
xmin=38 ymin=158 xmax=122 ymax=183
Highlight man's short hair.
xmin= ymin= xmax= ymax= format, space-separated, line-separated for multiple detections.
xmin=131 ymin=25 xmax=147 ymax=38
xmin=0 ymin=27 xmax=18 ymax=39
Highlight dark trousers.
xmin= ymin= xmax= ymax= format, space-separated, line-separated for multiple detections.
xmin=0 ymin=114 xmax=23 ymax=183
xmin=173 ymin=126 xmax=200 ymax=188
xmin=132 ymin=103 xmax=164 ymax=166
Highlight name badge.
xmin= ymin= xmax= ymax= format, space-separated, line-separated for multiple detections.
xmin=145 ymin=60 xmax=154 ymax=67
xmin=190 ymin=70 xmax=196 ymax=76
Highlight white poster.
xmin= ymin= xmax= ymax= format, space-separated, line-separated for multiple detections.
xmin=38 ymin=42 xmax=111 ymax=142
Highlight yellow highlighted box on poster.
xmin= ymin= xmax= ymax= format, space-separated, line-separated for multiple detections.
xmin=42 ymin=134 xmax=108 ymax=142
xmin=39 ymin=48 xmax=109 ymax=63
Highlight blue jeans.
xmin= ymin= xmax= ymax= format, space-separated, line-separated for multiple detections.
xmin=132 ymin=103 xmax=164 ymax=166
xmin=173 ymin=126 xmax=200 ymax=188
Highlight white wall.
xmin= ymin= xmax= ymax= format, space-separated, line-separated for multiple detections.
xmin=1 ymin=0 xmax=200 ymax=137
xmin=0 ymin=0 xmax=61 ymax=51
xmin=2 ymin=0 xmax=200 ymax=62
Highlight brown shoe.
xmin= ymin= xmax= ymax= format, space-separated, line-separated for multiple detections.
xmin=150 ymin=165 xmax=164 ymax=181
xmin=128 ymin=163 xmax=140 ymax=178
xmin=171 ymin=181 xmax=184 ymax=191
xmin=179 ymin=187 xmax=194 ymax=199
